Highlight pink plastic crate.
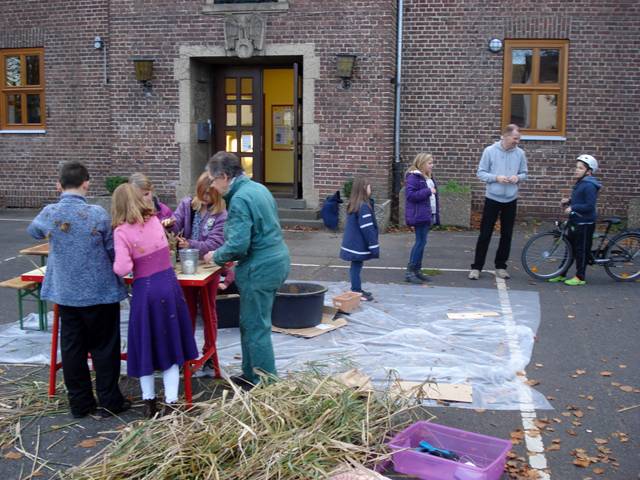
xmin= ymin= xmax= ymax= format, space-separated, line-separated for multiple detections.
xmin=388 ymin=421 xmax=511 ymax=480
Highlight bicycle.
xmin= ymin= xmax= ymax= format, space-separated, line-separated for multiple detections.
xmin=521 ymin=216 xmax=640 ymax=282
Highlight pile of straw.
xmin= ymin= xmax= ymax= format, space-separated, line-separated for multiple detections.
xmin=69 ymin=371 xmax=428 ymax=479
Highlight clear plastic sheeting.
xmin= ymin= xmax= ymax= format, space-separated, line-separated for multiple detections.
xmin=0 ymin=281 xmax=550 ymax=410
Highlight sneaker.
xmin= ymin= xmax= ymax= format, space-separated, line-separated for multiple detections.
xmin=201 ymin=358 xmax=216 ymax=378
xmin=355 ymin=290 xmax=374 ymax=301
xmin=99 ymin=399 xmax=132 ymax=418
xmin=495 ymin=269 xmax=510 ymax=279
xmin=468 ymin=269 xmax=480 ymax=280
xmin=547 ymin=276 xmax=566 ymax=283
xmin=564 ymin=276 xmax=586 ymax=286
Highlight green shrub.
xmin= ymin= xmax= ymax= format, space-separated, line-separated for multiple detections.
xmin=440 ymin=180 xmax=470 ymax=194
xmin=342 ymin=178 xmax=353 ymax=199
xmin=105 ymin=176 xmax=129 ymax=194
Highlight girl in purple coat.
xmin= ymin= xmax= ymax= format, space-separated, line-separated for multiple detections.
xmin=404 ymin=153 xmax=440 ymax=284
xmin=162 ymin=172 xmax=229 ymax=373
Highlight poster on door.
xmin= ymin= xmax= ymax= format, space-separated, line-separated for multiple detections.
xmin=272 ymin=104 xmax=294 ymax=151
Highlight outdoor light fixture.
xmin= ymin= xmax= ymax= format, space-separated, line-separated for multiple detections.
xmin=488 ymin=38 xmax=503 ymax=53
xmin=336 ymin=53 xmax=357 ymax=89
xmin=93 ymin=36 xmax=104 ymax=50
xmin=133 ymin=57 xmax=154 ymax=97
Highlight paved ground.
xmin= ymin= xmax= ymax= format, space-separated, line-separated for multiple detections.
xmin=0 ymin=208 xmax=638 ymax=479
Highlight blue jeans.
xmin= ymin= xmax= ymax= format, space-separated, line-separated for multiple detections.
xmin=350 ymin=261 xmax=363 ymax=292
xmin=409 ymin=223 xmax=430 ymax=268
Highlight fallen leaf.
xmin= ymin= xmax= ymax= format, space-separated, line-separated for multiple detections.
xmin=573 ymin=458 xmax=592 ymax=468
xmin=77 ymin=438 xmax=102 ymax=448
xmin=618 ymin=364 xmax=627 ymax=369
xmin=619 ymin=385 xmax=633 ymax=393
xmin=575 ymin=369 xmax=587 ymax=375
xmin=567 ymin=429 xmax=577 ymax=436
xmin=573 ymin=410 xmax=584 ymax=418
xmin=3 ymin=451 xmax=22 ymax=460
xmin=599 ymin=371 xmax=612 ymax=377
xmin=594 ymin=438 xmax=608 ymax=445
xmin=592 ymin=467 xmax=605 ymax=475
xmin=546 ymin=443 xmax=561 ymax=451
xmin=526 ymin=379 xmax=540 ymax=386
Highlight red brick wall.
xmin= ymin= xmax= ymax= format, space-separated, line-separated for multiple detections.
xmin=400 ymin=0 xmax=640 ymax=218
xmin=1 ymin=1 xmax=638 ymax=220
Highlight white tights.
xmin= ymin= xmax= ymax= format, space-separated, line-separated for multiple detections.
xmin=139 ymin=364 xmax=180 ymax=404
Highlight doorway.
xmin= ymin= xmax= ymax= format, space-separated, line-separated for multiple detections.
xmin=213 ymin=63 xmax=302 ymax=198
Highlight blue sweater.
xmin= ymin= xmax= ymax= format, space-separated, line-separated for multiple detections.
xmin=569 ymin=176 xmax=601 ymax=224
xmin=340 ymin=202 xmax=380 ymax=262
xmin=27 ymin=193 xmax=127 ymax=307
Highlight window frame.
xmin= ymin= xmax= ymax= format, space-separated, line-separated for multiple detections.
xmin=0 ymin=47 xmax=46 ymax=131
xmin=502 ymin=39 xmax=568 ymax=137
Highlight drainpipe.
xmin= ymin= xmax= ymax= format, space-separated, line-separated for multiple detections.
xmin=392 ymin=0 xmax=404 ymax=197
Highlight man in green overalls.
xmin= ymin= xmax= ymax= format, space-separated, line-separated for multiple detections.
xmin=204 ymin=151 xmax=290 ymax=388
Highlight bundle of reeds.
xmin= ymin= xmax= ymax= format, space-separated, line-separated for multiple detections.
xmin=68 ymin=371 xmax=427 ymax=479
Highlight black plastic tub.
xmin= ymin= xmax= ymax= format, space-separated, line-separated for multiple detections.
xmin=216 ymin=294 xmax=240 ymax=329
xmin=271 ymin=282 xmax=328 ymax=329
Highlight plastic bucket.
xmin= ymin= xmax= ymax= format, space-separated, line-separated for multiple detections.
xmin=179 ymin=248 xmax=199 ymax=274
xmin=272 ymin=282 xmax=328 ymax=329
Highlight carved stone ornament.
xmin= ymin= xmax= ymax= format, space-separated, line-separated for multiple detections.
xmin=223 ymin=14 xmax=266 ymax=58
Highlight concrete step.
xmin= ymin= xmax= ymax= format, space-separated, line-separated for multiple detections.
xmin=275 ymin=197 xmax=307 ymax=209
xmin=280 ymin=218 xmax=324 ymax=229
xmin=278 ymin=207 xmax=320 ymax=221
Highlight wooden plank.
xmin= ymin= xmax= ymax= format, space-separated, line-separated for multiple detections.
xmin=391 ymin=380 xmax=473 ymax=403
xmin=272 ymin=306 xmax=347 ymax=338
xmin=19 ymin=243 xmax=49 ymax=256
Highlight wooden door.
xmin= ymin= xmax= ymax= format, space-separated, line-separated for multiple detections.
xmin=214 ymin=68 xmax=263 ymax=182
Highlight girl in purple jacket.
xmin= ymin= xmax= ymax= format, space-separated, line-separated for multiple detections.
xmin=404 ymin=153 xmax=440 ymax=284
xmin=162 ymin=172 xmax=231 ymax=374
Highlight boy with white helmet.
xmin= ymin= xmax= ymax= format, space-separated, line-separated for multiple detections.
xmin=550 ymin=154 xmax=602 ymax=285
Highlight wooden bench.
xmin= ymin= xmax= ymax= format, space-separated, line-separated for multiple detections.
xmin=0 ymin=276 xmax=48 ymax=331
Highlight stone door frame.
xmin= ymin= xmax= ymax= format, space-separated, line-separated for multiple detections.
xmin=174 ymin=43 xmax=320 ymax=207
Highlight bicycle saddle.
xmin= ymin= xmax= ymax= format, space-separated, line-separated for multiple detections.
xmin=603 ymin=217 xmax=621 ymax=225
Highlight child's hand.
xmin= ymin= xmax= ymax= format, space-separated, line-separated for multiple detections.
xmin=508 ymin=175 xmax=519 ymax=184
xmin=560 ymin=198 xmax=570 ymax=206
xmin=161 ymin=218 xmax=176 ymax=228
xmin=176 ymin=236 xmax=189 ymax=248
xmin=217 ymin=283 xmax=228 ymax=291
xmin=496 ymin=175 xmax=509 ymax=184
xmin=204 ymin=250 xmax=215 ymax=264
xmin=431 ymin=187 xmax=437 ymax=194
xmin=564 ymin=207 xmax=571 ymax=214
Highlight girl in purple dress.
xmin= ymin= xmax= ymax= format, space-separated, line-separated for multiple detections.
xmin=111 ymin=183 xmax=197 ymax=418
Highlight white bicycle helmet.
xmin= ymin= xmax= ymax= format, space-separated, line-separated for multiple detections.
xmin=577 ymin=154 xmax=598 ymax=173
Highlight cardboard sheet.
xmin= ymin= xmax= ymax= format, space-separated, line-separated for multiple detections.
xmin=447 ymin=311 xmax=500 ymax=320
xmin=391 ymin=380 xmax=473 ymax=403
xmin=272 ymin=306 xmax=347 ymax=338
xmin=334 ymin=368 xmax=374 ymax=393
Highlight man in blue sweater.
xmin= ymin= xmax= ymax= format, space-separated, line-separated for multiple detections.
xmin=469 ymin=124 xmax=528 ymax=280
xmin=549 ymin=154 xmax=601 ymax=286
xmin=28 ymin=162 xmax=129 ymax=418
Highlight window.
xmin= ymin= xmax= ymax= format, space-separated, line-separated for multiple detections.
xmin=502 ymin=40 xmax=568 ymax=137
xmin=0 ymin=48 xmax=45 ymax=130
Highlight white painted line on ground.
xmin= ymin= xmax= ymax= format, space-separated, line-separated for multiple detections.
xmin=291 ymin=263 xmax=473 ymax=272
xmin=496 ymin=276 xmax=550 ymax=480
xmin=3 ymin=256 xmax=17 ymax=262
xmin=0 ymin=218 xmax=32 ymax=222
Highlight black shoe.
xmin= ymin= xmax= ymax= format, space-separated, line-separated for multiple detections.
xmin=228 ymin=375 xmax=255 ymax=391
xmin=414 ymin=269 xmax=432 ymax=282
xmin=354 ymin=290 xmax=374 ymax=301
xmin=143 ymin=399 xmax=158 ymax=419
xmin=99 ymin=399 xmax=132 ymax=418
xmin=405 ymin=271 xmax=424 ymax=284
xmin=71 ymin=406 xmax=97 ymax=419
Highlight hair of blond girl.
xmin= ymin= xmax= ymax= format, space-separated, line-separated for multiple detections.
xmin=347 ymin=177 xmax=371 ymax=214
xmin=128 ymin=172 xmax=153 ymax=191
xmin=191 ymin=171 xmax=225 ymax=214
xmin=111 ymin=183 xmax=154 ymax=228
xmin=405 ymin=153 xmax=433 ymax=179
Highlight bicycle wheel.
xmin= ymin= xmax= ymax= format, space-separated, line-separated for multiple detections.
xmin=521 ymin=231 xmax=573 ymax=280
xmin=603 ymin=232 xmax=640 ymax=281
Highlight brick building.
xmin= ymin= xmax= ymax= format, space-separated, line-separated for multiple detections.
xmin=1 ymin=0 xmax=638 ymax=220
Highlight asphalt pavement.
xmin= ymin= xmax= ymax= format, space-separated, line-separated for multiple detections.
xmin=0 ymin=208 xmax=638 ymax=479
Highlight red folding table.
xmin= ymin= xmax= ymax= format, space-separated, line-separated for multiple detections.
xmin=21 ymin=263 xmax=222 ymax=406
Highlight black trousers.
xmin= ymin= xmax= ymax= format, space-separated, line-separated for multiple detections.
xmin=566 ymin=222 xmax=595 ymax=280
xmin=471 ymin=198 xmax=518 ymax=271
xmin=58 ymin=302 xmax=124 ymax=415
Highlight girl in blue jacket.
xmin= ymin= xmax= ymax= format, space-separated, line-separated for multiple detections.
xmin=340 ymin=177 xmax=379 ymax=301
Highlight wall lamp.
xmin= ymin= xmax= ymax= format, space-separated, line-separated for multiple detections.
xmin=488 ymin=38 xmax=503 ymax=53
xmin=336 ymin=53 xmax=357 ymax=89
xmin=133 ymin=57 xmax=155 ymax=97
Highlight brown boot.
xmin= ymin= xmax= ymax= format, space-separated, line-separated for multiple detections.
xmin=143 ymin=399 xmax=157 ymax=419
